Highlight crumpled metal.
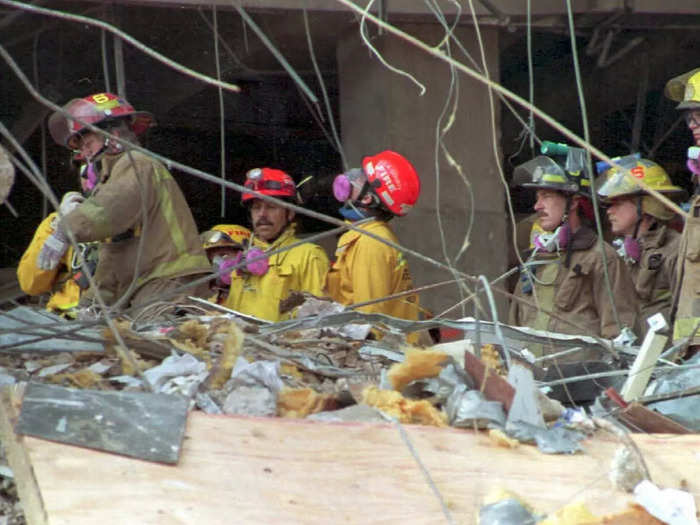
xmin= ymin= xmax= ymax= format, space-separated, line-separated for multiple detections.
xmin=423 ymin=361 xmax=473 ymax=402
xmin=229 ymin=357 xmax=284 ymax=392
xmin=446 ymin=385 xmax=506 ymax=429
xmin=506 ymin=420 xmax=585 ymax=454
xmin=645 ymin=354 xmax=700 ymax=431
xmin=478 ymin=498 xmax=537 ymax=525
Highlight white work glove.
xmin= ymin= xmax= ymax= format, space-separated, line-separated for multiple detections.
xmin=59 ymin=191 xmax=84 ymax=217
xmin=37 ymin=226 xmax=69 ymax=270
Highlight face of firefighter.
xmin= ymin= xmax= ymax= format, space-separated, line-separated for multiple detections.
xmin=534 ymin=189 xmax=567 ymax=232
xmin=76 ymin=132 xmax=105 ymax=161
xmin=205 ymin=246 xmax=242 ymax=264
xmin=250 ymin=200 xmax=294 ymax=243
xmin=686 ymin=110 xmax=700 ymax=146
xmin=606 ymin=197 xmax=639 ymax=237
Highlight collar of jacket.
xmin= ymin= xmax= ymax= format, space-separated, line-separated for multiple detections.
xmin=528 ymin=225 xmax=597 ymax=259
xmin=337 ymin=218 xmax=382 ymax=249
xmin=638 ymin=223 xmax=670 ymax=250
xmin=95 ymin=152 xmax=125 ymax=182
xmin=252 ymin=223 xmax=297 ymax=264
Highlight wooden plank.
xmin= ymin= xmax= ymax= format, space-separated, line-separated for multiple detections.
xmin=6 ymin=411 xmax=699 ymax=524
xmin=464 ymin=350 xmax=516 ymax=412
xmin=620 ymin=330 xmax=667 ymax=402
xmin=0 ymin=386 xmax=47 ymax=525
xmin=618 ymin=403 xmax=693 ymax=434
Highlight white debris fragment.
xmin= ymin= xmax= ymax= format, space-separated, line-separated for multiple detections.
xmin=223 ymin=385 xmax=276 ymax=417
xmin=143 ymin=352 xmax=208 ymax=397
xmin=609 ymin=445 xmax=646 ymax=493
xmin=229 ymin=357 xmax=284 ymax=392
xmin=37 ymin=363 xmax=71 ymax=377
xmin=634 ymin=479 xmax=698 ymax=525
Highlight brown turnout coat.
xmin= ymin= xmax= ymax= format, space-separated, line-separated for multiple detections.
xmin=62 ymin=150 xmax=209 ymax=307
xmin=509 ymin=226 xmax=639 ymax=348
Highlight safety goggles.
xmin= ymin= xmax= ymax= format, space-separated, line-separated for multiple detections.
xmin=245 ymin=179 xmax=294 ymax=192
xmin=684 ymin=111 xmax=700 ymax=127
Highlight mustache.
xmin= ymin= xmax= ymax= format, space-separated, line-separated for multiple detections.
xmin=254 ymin=220 xmax=273 ymax=227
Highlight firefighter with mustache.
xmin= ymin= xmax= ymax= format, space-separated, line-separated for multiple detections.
xmin=223 ymin=168 xmax=329 ymax=322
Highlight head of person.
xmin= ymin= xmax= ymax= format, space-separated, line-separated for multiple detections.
xmin=332 ymin=150 xmax=420 ymax=222
xmin=241 ymin=168 xmax=297 ymax=243
xmin=513 ymin=153 xmax=592 ymax=233
xmin=665 ymin=69 xmax=700 ymax=147
xmin=49 ymin=92 xmax=154 ymax=163
xmin=598 ymin=157 xmax=683 ymax=237
xmin=201 ymin=224 xmax=252 ymax=264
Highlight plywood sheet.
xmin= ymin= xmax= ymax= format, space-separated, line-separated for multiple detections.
xmin=9 ymin=412 xmax=699 ymax=525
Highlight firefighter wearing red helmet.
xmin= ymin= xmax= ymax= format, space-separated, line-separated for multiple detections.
xmin=223 ymin=168 xmax=329 ymax=322
xmin=326 ymin=151 xmax=426 ymax=342
xmin=39 ymin=92 xmax=209 ymax=308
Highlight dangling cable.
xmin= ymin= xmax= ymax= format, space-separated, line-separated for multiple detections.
xmin=359 ymin=0 xmax=426 ymax=96
xmin=526 ymin=0 xmax=535 ymax=152
xmin=302 ymin=8 xmax=347 ymax=170
xmin=565 ymin=0 xmax=622 ymax=331
xmin=32 ymin=30 xmax=47 ymax=219
xmin=211 ymin=6 xmax=227 ymax=218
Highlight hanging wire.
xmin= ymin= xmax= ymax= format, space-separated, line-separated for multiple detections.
xmin=231 ymin=1 xmax=317 ymax=103
xmin=526 ymin=0 xmax=535 ymax=152
xmin=423 ymin=0 xmax=476 ymax=316
xmin=359 ymin=0 xmax=426 ymax=96
xmin=333 ymin=0 xmax=688 ymax=219
xmin=32 ymin=29 xmax=47 ymax=219
xmin=211 ymin=6 xmax=227 ymax=218
xmin=302 ymin=8 xmax=347 ymax=170
xmin=100 ymin=4 xmax=111 ymax=93
xmin=565 ymin=0 xmax=622 ymax=332
xmin=0 ymin=0 xmax=241 ymax=94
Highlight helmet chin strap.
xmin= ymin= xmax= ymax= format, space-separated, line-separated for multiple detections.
xmin=615 ymin=196 xmax=643 ymax=264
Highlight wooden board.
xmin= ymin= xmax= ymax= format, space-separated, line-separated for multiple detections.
xmin=3 ymin=407 xmax=699 ymax=525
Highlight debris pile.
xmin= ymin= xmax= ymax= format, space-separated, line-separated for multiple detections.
xmin=0 ymin=304 xmax=698 ymax=523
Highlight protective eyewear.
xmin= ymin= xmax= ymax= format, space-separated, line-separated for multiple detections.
xmin=244 ymin=179 xmax=295 ymax=193
xmin=684 ymin=111 xmax=700 ymax=127
xmin=203 ymin=230 xmax=236 ymax=246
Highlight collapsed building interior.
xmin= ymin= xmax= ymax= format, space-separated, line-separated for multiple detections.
xmin=0 ymin=2 xmax=699 ymax=523
xmin=1 ymin=0 xmax=699 ymax=316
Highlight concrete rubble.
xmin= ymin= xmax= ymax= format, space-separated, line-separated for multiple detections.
xmin=0 ymin=303 xmax=698 ymax=524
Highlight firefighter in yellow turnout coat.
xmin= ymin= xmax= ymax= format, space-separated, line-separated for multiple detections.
xmin=326 ymin=151 xmax=423 ymax=333
xmin=18 ymin=162 xmax=98 ymax=314
xmin=224 ymin=168 xmax=329 ymax=322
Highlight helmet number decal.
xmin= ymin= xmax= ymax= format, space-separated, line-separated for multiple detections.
xmin=91 ymin=93 xmax=110 ymax=104
xmin=630 ymin=166 xmax=644 ymax=178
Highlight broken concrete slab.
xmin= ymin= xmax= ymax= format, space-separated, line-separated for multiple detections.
xmin=15 ymin=382 xmax=188 ymax=464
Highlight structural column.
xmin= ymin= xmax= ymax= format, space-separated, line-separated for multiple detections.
xmin=337 ymin=22 xmax=508 ymax=318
